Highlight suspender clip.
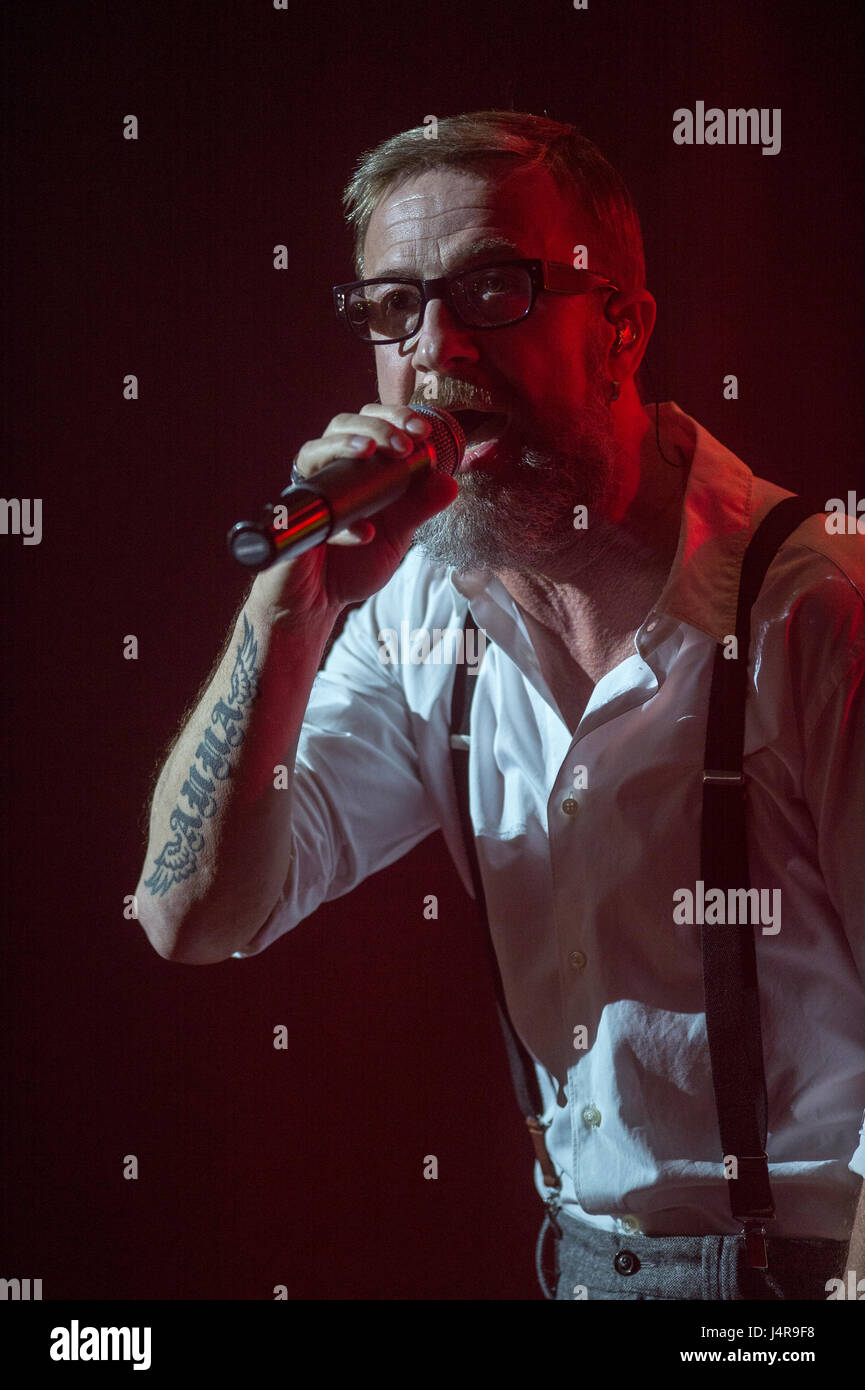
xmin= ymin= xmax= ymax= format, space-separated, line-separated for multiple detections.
xmin=742 ymin=1222 xmax=769 ymax=1270
xmin=544 ymin=1190 xmax=563 ymax=1237
xmin=525 ymin=1115 xmax=562 ymax=1194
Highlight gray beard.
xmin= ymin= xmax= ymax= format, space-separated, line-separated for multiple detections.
xmin=412 ymin=378 xmax=627 ymax=579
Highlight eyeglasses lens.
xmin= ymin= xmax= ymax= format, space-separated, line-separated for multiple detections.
xmin=346 ymin=264 xmax=533 ymax=340
xmin=451 ymin=264 xmax=532 ymax=327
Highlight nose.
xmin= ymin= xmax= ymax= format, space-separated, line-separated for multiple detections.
xmin=408 ymin=294 xmax=480 ymax=376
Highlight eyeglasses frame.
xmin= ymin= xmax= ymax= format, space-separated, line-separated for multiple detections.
xmin=332 ymin=259 xmax=620 ymax=344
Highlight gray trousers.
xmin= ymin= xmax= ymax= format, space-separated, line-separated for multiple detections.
xmin=536 ymin=1204 xmax=850 ymax=1300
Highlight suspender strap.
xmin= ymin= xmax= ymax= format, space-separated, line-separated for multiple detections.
xmin=701 ymin=495 xmax=817 ymax=1266
xmin=450 ymin=632 xmax=561 ymax=1194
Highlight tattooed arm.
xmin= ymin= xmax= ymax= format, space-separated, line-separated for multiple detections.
xmin=135 ymin=403 xmax=457 ymax=965
xmin=135 ymin=586 xmax=337 ymax=964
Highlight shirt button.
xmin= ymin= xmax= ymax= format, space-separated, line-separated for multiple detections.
xmin=568 ymin=949 xmax=587 ymax=970
xmin=614 ymin=1250 xmax=640 ymax=1276
xmin=619 ymin=1216 xmax=640 ymax=1234
xmin=561 ymin=796 xmax=579 ymax=816
xmin=581 ymin=1104 xmax=601 ymax=1128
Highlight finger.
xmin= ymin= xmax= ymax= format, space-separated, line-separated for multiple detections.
xmin=293 ymin=431 xmax=374 ymax=481
xmin=358 ymin=403 xmax=433 ymax=438
xmin=322 ymin=411 xmax=419 ymax=456
xmin=327 ymin=521 xmax=375 ymax=546
xmin=296 ymin=426 xmax=415 ymax=481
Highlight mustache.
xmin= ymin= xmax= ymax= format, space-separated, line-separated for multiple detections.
xmin=408 ymin=380 xmax=500 ymax=413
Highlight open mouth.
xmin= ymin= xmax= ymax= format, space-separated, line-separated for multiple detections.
xmin=448 ymin=408 xmax=510 ymax=450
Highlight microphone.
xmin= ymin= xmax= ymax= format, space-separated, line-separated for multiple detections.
xmin=227 ymin=404 xmax=466 ymax=570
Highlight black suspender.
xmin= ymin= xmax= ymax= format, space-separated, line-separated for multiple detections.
xmin=449 ymin=494 xmax=818 ymax=1268
xmin=699 ymin=494 xmax=818 ymax=1265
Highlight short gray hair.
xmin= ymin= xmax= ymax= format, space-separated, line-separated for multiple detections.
xmin=341 ymin=110 xmax=647 ymax=292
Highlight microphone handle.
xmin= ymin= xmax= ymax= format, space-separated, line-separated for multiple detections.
xmin=228 ymin=441 xmax=436 ymax=571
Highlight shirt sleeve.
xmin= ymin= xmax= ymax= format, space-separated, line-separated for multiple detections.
xmin=796 ymin=565 xmax=865 ymax=1177
xmin=799 ymin=583 xmax=865 ymax=985
xmin=234 ymin=570 xmax=441 ymax=957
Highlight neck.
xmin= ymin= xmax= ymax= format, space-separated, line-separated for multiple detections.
xmin=494 ymin=400 xmax=688 ymax=681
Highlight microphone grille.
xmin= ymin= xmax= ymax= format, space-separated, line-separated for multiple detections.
xmin=410 ymin=405 xmax=465 ymax=477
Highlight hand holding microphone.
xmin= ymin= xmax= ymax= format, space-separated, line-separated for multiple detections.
xmin=229 ymin=404 xmax=464 ymax=569
xmin=229 ymin=404 xmax=463 ymax=624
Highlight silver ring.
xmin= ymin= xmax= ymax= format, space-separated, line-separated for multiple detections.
xmin=290 ymin=454 xmax=305 ymax=486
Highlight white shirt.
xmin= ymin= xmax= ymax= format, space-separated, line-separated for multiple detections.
xmin=235 ymin=402 xmax=865 ymax=1241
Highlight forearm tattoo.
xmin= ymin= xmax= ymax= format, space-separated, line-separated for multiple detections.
xmin=144 ymin=616 xmax=260 ymax=897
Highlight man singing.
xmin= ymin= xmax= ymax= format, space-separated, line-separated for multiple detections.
xmin=136 ymin=111 xmax=865 ymax=1301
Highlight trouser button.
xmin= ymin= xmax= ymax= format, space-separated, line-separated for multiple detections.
xmin=614 ymin=1249 xmax=640 ymax=1275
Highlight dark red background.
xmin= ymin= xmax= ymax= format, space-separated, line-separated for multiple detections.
xmin=2 ymin=0 xmax=862 ymax=1299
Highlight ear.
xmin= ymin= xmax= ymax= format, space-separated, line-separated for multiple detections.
xmin=603 ymin=288 xmax=657 ymax=380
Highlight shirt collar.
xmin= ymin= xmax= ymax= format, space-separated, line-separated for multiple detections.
xmin=448 ymin=401 xmax=765 ymax=646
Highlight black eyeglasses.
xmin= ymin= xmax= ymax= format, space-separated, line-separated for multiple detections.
xmin=332 ymin=259 xmax=619 ymax=344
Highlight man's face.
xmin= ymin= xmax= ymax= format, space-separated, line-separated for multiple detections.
xmin=361 ymin=164 xmax=625 ymax=574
